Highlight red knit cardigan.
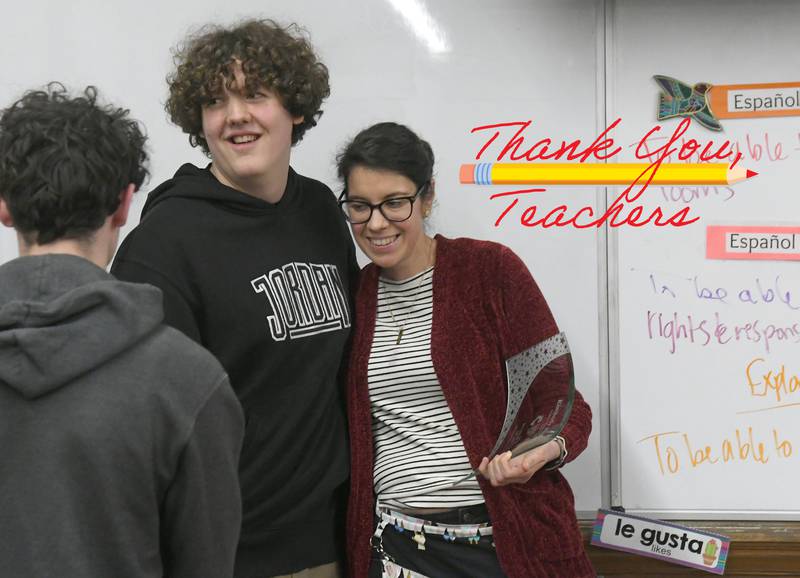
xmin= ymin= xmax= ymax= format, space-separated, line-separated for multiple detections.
xmin=346 ymin=236 xmax=595 ymax=578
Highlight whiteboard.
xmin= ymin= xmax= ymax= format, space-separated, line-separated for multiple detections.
xmin=610 ymin=0 xmax=800 ymax=518
xmin=0 ymin=0 xmax=605 ymax=514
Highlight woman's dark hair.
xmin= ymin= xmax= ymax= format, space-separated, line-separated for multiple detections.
xmin=336 ymin=122 xmax=435 ymax=195
xmin=0 ymin=83 xmax=148 ymax=245
xmin=166 ymin=19 xmax=330 ymax=153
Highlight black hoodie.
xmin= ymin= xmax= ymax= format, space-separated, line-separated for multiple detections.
xmin=0 ymin=254 xmax=243 ymax=578
xmin=112 ymin=164 xmax=356 ymax=577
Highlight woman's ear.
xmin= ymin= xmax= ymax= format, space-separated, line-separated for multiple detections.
xmin=422 ymin=179 xmax=435 ymax=217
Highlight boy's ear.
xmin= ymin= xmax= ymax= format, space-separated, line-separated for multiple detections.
xmin=110 ymin=184 xmax=135 ymax=228
xmin=0 ymin=198 xmax=14 ymax=228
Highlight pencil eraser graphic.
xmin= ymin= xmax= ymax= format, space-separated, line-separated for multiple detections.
xmin=460 ymin=164 xmax=475 ymax=184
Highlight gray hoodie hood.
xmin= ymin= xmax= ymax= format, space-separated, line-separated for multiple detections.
xmin=0 ymin=254 xmax=163 ymax=399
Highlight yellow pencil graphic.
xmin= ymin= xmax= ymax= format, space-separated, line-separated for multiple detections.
xmin=459 ymin=163 xmax=757 ymax=185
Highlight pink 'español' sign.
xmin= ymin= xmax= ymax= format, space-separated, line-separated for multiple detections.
xmin=707 ymin=225 xmax=800 ymax=261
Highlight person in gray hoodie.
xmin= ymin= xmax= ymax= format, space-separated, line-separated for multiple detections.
xmin=0 ymin=83 xmax=245 ymax=578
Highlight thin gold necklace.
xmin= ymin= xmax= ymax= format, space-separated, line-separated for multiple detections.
xmin=382 ymin=239 xmax=436 ymax=345
xmin=383 ymin=267 xmax=432 ymax=345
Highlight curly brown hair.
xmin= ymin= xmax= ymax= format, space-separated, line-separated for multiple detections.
xmin=166 ymin=19 xmax=330 ymax=153
xmin=0 ymin=83 xmax=148 ymax=245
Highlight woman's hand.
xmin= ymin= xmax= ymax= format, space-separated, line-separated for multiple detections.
xmin=477 ymin=440 xmax=561 ymax=486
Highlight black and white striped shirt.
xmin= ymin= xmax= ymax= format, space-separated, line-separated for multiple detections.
xmin=369 ymin=267 xmax=484 ymax=509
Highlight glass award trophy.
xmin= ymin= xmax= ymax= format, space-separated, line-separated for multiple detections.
xmin=486 ymin=331 xmax=575 ymax=460
xmin=453 ymin=332 xmax=575 ymax=483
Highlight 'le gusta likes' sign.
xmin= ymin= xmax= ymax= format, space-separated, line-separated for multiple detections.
xmin=591 ymin=509 xmax=730 ymax=574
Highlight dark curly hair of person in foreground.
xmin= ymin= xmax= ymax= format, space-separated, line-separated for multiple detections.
xmin=0 ymin=83 xmax=148 ymax=245
xmin=166 ymin=18 xmax=330 ymax=153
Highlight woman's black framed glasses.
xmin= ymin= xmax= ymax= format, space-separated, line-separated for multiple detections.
xmin=338 ymin=182 xmax=429 ymax=224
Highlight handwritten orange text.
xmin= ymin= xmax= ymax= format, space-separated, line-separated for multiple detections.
xmin=746 ymin=358 xmax=800 ymax=403
xmin=638 ymin=427 xmax=782 ymax=475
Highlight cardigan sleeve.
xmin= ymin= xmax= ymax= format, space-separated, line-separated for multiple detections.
xmin=497 ymin=245 xmax=592 ymax=464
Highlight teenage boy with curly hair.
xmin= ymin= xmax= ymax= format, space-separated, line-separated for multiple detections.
xmin=0 ymin=84 xmax=244 ymax=578
xmin=112 ymin=19 xmax=355 ymax=578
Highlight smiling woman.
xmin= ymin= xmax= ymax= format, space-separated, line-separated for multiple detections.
xmin=337 ymin=122 xmax=436 ymax=281
xmin=337 ymin=122 xmax=595 ymax=578
xmin=342 ymin=166 xmax=434 ymax=280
